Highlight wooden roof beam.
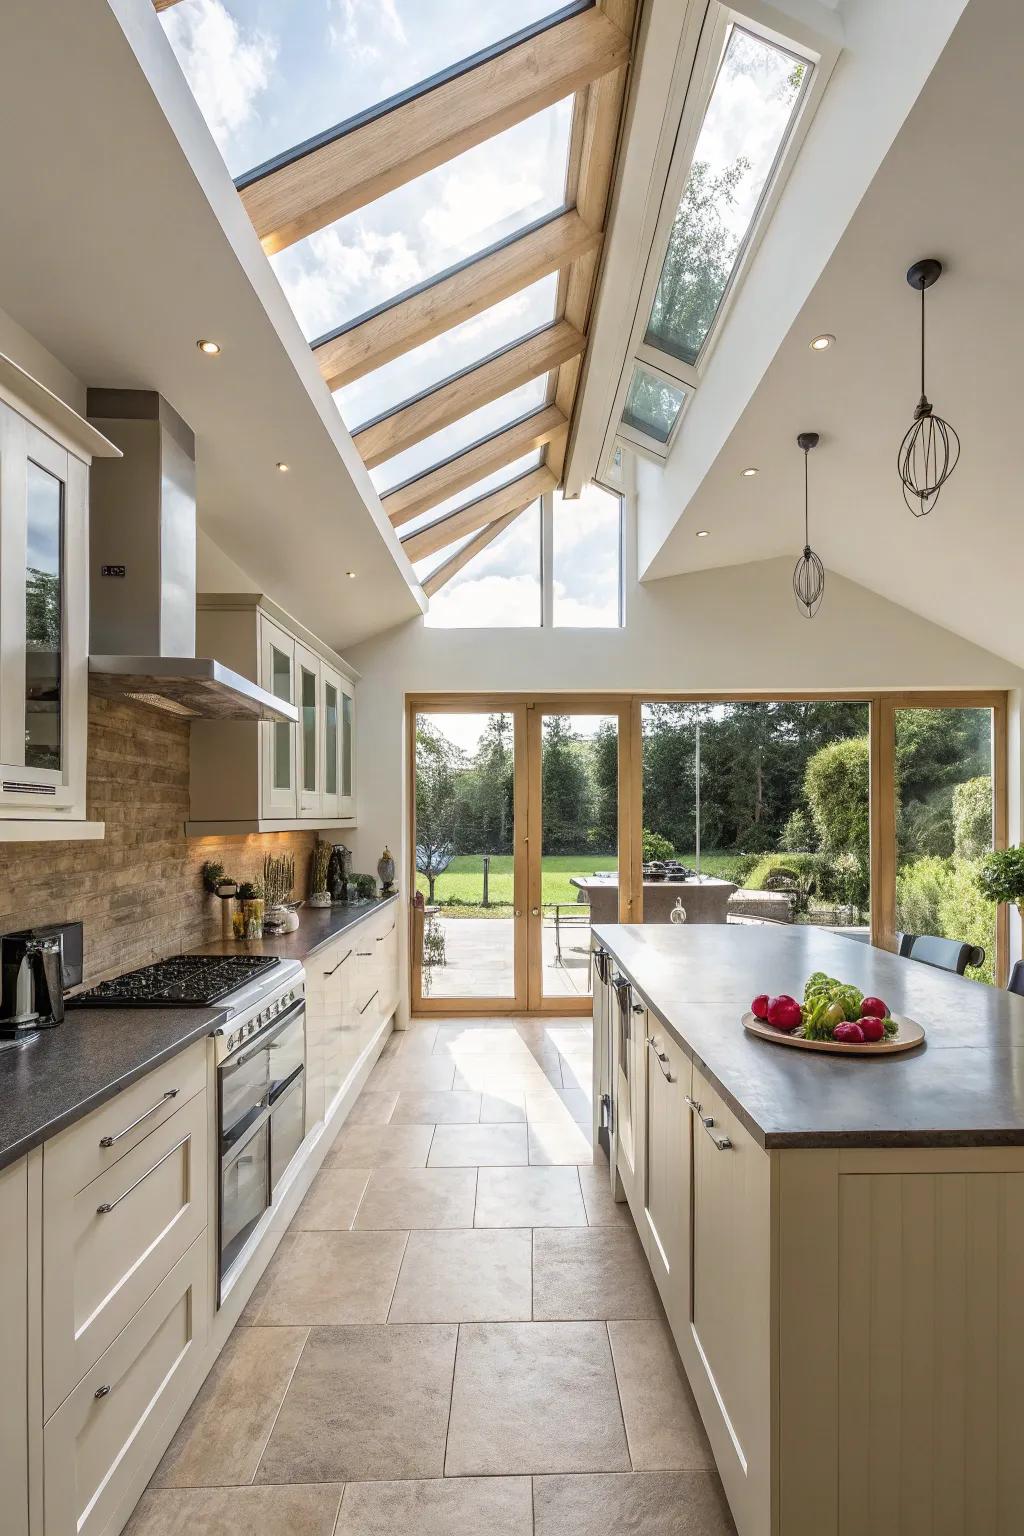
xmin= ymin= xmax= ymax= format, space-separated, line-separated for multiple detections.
xmin=402 ymin=465 xmax=555 ymax=563
xmin=422 ymin=506 xmax=530 ymax=598
xmin=353 ymin=321 xmax=583 ymax=470
xmin=316 ymin=211 xmax=598 ymax=392
xmin=240 ymin=7 xmax=631 ymax=255
xmin=383 ymin=407 xmax=567 ymax=528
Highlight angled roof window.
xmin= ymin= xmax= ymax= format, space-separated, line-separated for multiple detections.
xmin=423 ymin=501 xmax=542 ymax=626
xmin=645 ymin=26 xmax=809 ymax=368
xmin=270 ymin=101 xmax=573 ymax=342
xmin=621 ymin=365 xmax=689 ymax=446
xmin=335 ymin=275 xmax=559 ymax=431
xmin=371 ymin=379 xmax=549 ymax=495
xmin=397 ymin=453 xmax=543 ymax=539
xmin=160 ymin=0 xmax=579 ymax=181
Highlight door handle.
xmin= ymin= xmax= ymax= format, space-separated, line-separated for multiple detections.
xmin=646 ymin=1035 xmax=673 ymax=1082
xmin=98 ymin=1089 xmax=178 ymax=1147
xmin=685 ymin=1095 xmax=731 ymax=1150
xmin=324 ymin=949 xmax=352 ymax=976
xmin=531 ymin=908 xmax=540 ymax=917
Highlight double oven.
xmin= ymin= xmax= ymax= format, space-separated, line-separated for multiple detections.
xmin=217 ymin=976 xmax=306 ymax=1301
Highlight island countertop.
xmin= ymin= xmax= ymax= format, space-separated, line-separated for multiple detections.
xmin=593 ymin=923 xmax=1024 ymax=1149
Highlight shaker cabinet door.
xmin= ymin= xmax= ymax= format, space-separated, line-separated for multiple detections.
xmin=259 ymin=616 xmax=298 ymax=818
xmin=643 ymin=1023 xmax=691 ymax=1338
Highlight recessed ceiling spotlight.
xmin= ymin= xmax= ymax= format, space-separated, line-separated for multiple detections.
xmin=809 ymin=334 xmax=834 ymax=351
xmin=196 ymin=338 xmax=221 ymax=356
xmin=741 ymin=467 xmax=758 ymax=477
xmin=346 ymin=570 xmax=356 ymax=578
xmin=695 ymin=529 xmax=710 ymax=538
xmin=276 ymin=462 xmax=289 ymax=473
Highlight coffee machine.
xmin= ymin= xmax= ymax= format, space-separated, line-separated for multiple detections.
xmin=0 ymin=921 xmax=81 ymax=1041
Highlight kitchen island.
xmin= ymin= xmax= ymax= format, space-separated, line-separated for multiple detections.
xmin=592 ymin=924 xmax=1024 ymax=1536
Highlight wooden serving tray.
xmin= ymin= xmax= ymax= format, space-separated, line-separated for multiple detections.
xmin=742 ymin=1010 xmax=925 ymax=1054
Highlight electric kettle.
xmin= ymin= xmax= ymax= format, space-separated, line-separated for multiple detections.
xmin=0 ymin=933 xmax=66 ymax=1029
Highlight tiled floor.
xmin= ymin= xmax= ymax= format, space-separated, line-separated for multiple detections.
xmin=128 ymin=1017 xmax=735 ymax=1536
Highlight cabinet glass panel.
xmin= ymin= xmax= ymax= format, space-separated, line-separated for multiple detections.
xmin=301 ymin=665 xmax=317 ymax=793
xmin=271 ymin=645 xmax=292 ymax=790
xmin=25 ymin=460 xmax=63 ymax=770
xmin=342 ymin=694 xmax=353 ymax=797
xmin=324 ymin=682 xmax=339 ymax=796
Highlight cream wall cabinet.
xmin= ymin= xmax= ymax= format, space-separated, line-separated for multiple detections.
xmin=189 ymin=593 xmax=357 ymax=834
xmin=0 ymin=356 xmax=117 ymax=839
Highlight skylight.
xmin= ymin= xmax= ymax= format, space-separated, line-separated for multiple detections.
xmin=161 ymin=0 xmax=574 ymax=180
xmin=336 ymin=277 xmax=559 ymax=431
xmin=271 ymin=102 xmax=572 ymax=342
xmin=645 ymin=27 xmax=807 ymax=368
xmin=621 ymin=366 xmax=688 ymax=446
xmin=371 ymin=379 xmax=550 ymax=494
xmin=397 ymin=453 xmax=543 ymax=539
xmin=423 ymin=501 xmax=542 ymax=627
xmin=552 ymin=485 xmax=622 ymax=626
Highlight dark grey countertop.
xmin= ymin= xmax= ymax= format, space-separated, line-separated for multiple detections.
xmin=0 ymin=897 xmax=399 ymax=1173
xmin=593 ymin=924 xmax=1024 ymax=1149
xmin=0 ymin=1004 xmax=224 ymax=1172
xmin=196 ymin=894 xmax=398 ymax=963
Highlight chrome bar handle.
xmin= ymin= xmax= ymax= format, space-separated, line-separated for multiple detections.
xmin=94 ymin=1384 xmax=111 ymax=1400
xmin=684 ymin=1095 xmax=731 ymax=1149
xmin=646 ymin=1035 xmax=674 ymax=1082
xmin=96 ymin=1134 xmax=190 ymax=1214
xmin=98 ymin=1089 xmax=178 ymax=1147
xmin=324 ymin=949 xmax=352 ymax=976
xmin=359 ymin=989 xmax=379 ymax=1016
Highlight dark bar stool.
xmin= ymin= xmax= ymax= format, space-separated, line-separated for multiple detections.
xmin=906 ymin=933 xmax=985 ymax=976
xmin=1007 ymin=960 xmax=1024 ymax=997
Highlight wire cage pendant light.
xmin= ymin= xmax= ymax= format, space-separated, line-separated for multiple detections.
xmin=898 ymin=258 xmax=960 ymax=516
xmin=793 ymin=431 xmax=825 ymax=618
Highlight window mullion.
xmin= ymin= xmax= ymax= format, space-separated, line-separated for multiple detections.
xmin=541 ymin=489 xmax=554 ymax=627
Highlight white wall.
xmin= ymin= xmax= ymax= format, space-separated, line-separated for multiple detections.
xmin=0 ymin=299 xmax=85 ymax=412
xmin=344 ymin=557 xmax=1024 ymax=1019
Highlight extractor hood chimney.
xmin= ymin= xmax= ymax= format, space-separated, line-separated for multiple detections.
xmin=86 ymin=390 xmax=296 ymax=723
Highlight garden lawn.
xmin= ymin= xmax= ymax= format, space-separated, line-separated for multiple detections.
xmin=417 ymin=850 xmax=746 ymax=912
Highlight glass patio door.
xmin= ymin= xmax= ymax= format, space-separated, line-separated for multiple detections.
xmin=526 ymin=703 xmax=628 ymax=1013
xmin=411 ymin=705 xmax=528 ymax=1012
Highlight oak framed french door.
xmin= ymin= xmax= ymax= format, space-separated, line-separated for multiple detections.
xmin=408 ymin=695 xmax=634 ymax=1015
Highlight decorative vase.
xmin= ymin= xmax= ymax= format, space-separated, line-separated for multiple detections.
xmin=670 ymin=897 xmax=688 ymax=924
xmin=327 ymin=843 xmax=352 ymax=903
xmin=377 ymin=845 xmax=395 ymax=896
xmin=242 ymin=898 xmax=264 ymax=940
xmin=309 ymin=890 xmax=331 ymax=908
xmin=263 ymin=903 xmax=289 ymax=935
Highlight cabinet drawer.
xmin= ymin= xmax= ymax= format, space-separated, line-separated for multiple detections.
xmin=45 ymin=1040 xmax=206 ymax=1196
xmin=44 ymin=1234 xmax=208 ymax=1536
xmin=643 ymin=1024 xmax=691 ymax=1334
xmin=44 ymin=1090 xmax=207 ymax=1416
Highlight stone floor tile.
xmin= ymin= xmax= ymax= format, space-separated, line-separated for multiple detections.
xmin=335 ymin=1477 xmax=532 ymax=1536
xmin=444 ymin=1321 xmax=630 ymax=1476
xmin=577 ymin=1161 xmax=634 ymax=1227
xmin=324 ymin=1123 xmax=435 ymax=1169
xmin=528 ymin=1120 xmax=594 ymax=1165
xmin=365 ymin=1058 xmax=456 ymax=1092
xmin=246 ymin=1230 xmax=408 ymax=1325
xmin=608 ymin=1320 xmax=715 ymax=1471
xmin=474 ymin=1166 xmax=587 ymax=1228
xmin=532 ymin=1227 xmax=661 ymax=1321
xmin=342 ymin=1091 xmax=399 ymax=1127
xmin=353 ymin=1167 xmax=477 ymax=1230
xmin=479 ymin=1089 xmax=527 ymax=1122
xmin=427 ymin=1123 xmax=528 ymax=1167
xmin=293 ymin=1168 xmax=371 ymax=1230
xmin=389 ymin=1228 xmax=532 ymax=1322
xmin=256 ymin=1324 xmax=457 ymax=1484
xmin=124 ymin=1486 xmax=344 ymax=1536
xmin=533 ymin=1472 xmax=736 ymax=1535
xmin=151 ymin=1326 xmax=307 ymax=1486
xmin=390 ymin=1090 xmax=481 ymax=1124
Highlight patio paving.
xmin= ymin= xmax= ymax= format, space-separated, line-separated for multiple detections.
xmin=422 ymin=917 xmax=592 ymax=1001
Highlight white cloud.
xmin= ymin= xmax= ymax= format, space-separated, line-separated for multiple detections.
xmin=329 ymin=0 xmax=408 ymax=63
xmin=426 ymin=573 xmax=541 ymax=628
xmin=273 ymin=224 xmax=423 ymax=340
xmin=163 ymin=0 xmax=276 ymax=158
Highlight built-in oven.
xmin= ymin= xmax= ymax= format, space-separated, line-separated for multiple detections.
xmin=217 ymin=991 xmax=305 ymax=1302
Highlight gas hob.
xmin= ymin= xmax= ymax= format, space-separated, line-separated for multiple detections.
xmin=67 ymin=953 xmax=283 ymax=1008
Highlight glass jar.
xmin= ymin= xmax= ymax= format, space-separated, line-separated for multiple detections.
xmin=242 ymin=898 xmax=265 ymax=939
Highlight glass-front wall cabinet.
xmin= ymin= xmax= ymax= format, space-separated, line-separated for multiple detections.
xmin=256 ymin=610 xmax=355 ymax=824
xmin=0 ymin=397 xmax=90 ymax=825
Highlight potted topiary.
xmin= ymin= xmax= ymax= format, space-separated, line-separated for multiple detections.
xmin=976 ymin=846 xmax=1024 ymax=925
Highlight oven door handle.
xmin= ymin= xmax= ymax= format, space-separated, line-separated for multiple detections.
xmin=221 ymin=1102 xmax=271 ymax=1166
xmin=268 ymin=1063 xmax=304 ymax=1108
xmin=228 ymin=998 xmax=305 ymax=1068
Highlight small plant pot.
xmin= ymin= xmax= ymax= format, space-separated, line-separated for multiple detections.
xmin=309 ymin=891 xmax=332 ymax=908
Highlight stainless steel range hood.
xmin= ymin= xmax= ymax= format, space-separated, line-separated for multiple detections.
xmin=86 ymin=390 xmax=297 ymax=723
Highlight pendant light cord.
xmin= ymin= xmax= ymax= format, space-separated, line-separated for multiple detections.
xmin=920 ymin=282 xmax=926 ymax=397
xmin=803 ymin=447 xmax=810 ymax=548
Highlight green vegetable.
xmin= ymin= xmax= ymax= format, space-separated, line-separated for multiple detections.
xmin=883 ymin=1016 xmax=899 ymax=1038
xmin=801 ymin=996 xmax=837 ymax=1041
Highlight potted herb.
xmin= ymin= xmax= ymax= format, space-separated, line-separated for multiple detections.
xmin=309 ymin=840 xmax=332 ymax=907
xmin=201 ymin=861 xmax=238 ymax=940
xmin=977 ymin=846 xmax=1024 ymax=925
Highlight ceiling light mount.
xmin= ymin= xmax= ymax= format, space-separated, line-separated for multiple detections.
xmin=898 ymin=257 xmax=959 ymax=516
xmin=741 ymin=466 xmax=759 ymax=478
xmin=809 ymin=334 xmax=834 ymax=351
xmin=793 ymin=431 xmax=825 ymax=619
xmin=196 ymin=339 xmax=221 ymax=356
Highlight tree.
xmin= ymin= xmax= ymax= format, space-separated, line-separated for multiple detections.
xmin=415 ymin=722 xmax=461 ymax=902
xmin=541 ymin=716 xmax=591 ymax=855
xmin=804 ymin=737 xmax=870 ymax=865
xmin=646 ymin=157 xmax=750 ymax=364
xmin=589 ymin=721 xmax=618 ymax=852
xmin=462 ymin=713 xmax=514 ymax=856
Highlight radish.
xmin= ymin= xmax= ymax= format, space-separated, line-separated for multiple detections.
xmin=861 ymin=996 xmax=890 ymax=1020
xmin=766 ymin=994 xmax=802 ymax=1031
xmin=859 ymin=1016 xmax=885 ymax=1043
xmin=751 ymin=994 xmax=770 ymax=1021
xmin=833 ymin=1021 xmax=865 ymax=1044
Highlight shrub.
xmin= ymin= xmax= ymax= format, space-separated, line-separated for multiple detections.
xmin=642 ymin=828 xmax=675 ymax=861
xmin=817 ymin=850 xmax=870 ymax=913
xmin=805 ymin=737 xmax=870 ymax=864
xmin=952 ymin=777 xmax=992 ymax=860
xmin=778 ymin=808 xmax=814 ymax=852
xmin=896 ymin=856 xmax=996 ymax=984
xmin=744 ymin=852 xmax=820 ymax=914
xmin=976 ymin=845 xmax=1024 ymax=909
